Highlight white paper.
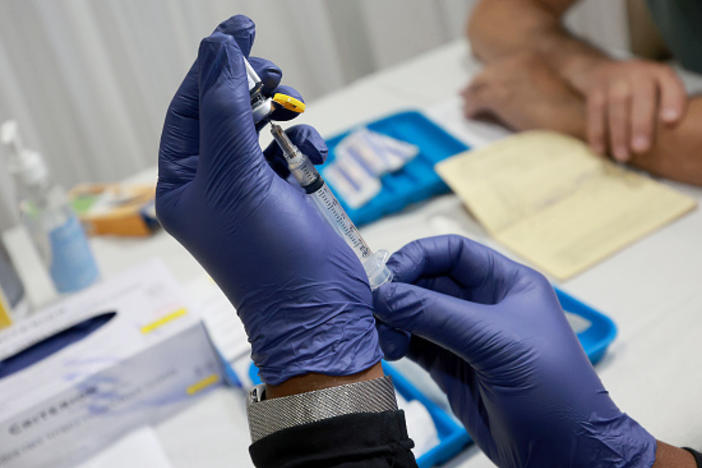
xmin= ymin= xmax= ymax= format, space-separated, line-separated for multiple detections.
xmin=397 ymin=393 xmax=440 ymax=457
xmin=565 ymin=312 xmax=591 ymax=334
xmin=323 ymin=158 xmax=381 ymax=209
xmin=76 ymin=426 xmax=173 ymax=468
xmin=186 ymin=275 xmax=249 ymax=363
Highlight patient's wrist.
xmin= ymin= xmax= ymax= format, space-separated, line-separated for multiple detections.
xmin=560 ymin=54 xmax=610 ymax=93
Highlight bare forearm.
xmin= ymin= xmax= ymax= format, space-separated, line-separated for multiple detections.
xmin=467 ymin=0 xmax=605 ymax=86
xmin=468 ymin=0 xmax=556 ymax=61
xmin=471 ymin=56 xmax=702 ymax=185
xmin=629 ymin=97 xmax=702 ymax=185
xmin=266 ymin=362 xmax=384 ymax=398
xmin=652 ymin=441 xmax=696 ymax=468
xmin=544 ymin=93 xmax=702 ymax=185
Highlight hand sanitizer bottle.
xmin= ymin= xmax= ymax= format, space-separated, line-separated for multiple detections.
xmin=1 ymin=121 xmax=99 ymax=294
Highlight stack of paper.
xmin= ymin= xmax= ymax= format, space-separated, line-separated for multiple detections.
xmin=76 ymin=427 xmax=173 ymax=468
xmin=396 ymin=393 xmax=440 ymax=457
xmin=187 ymin=275 xmax=249 ymax=364
xmin=436 ymin=131 xmax=697 ymax=280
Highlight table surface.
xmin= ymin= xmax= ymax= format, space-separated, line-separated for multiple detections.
xmin=6 ymin=39 xmax=702 ymax=468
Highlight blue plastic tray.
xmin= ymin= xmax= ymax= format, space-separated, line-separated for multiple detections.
xmin=322 ymin=110 xmax=469 ymax=226
xmin=556 ymin=287 xmax=618 ymax=366
xmin=244 ymin=287 xmax=616 ymax=467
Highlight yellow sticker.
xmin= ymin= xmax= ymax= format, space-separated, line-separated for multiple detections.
xmin=0 ymin=289 xmax=12 ymax=330
xmin=186 ymin=374 xmax=220 ymax=395
xmin=273 ymin=93 xmax=306 ymax=113
xmin=140 ymin=308 xmax=187 ymax=334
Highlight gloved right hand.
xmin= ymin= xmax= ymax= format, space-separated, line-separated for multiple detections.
xmin=156 ymin=15 xmax=382 ymax=386
xmin=373 ymin=235 xmax=656 ymax=468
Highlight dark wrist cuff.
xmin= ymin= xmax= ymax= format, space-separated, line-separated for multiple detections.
xmin=249 ymin=410 xmax=416 ymax=468
xmin=683 ymin=448 xmax=702 ymax=467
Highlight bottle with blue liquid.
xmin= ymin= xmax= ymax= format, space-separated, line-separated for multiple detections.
xmin=1 ymin=121 xmax=99 ymax=295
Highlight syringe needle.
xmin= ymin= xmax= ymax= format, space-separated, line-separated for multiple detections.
xmin=271 ymin=125 xmax=295 ymax=155
xmin=270 ymin=124 xmax=392 ymax=289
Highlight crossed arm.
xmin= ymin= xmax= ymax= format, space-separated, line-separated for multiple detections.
xmin=465 ymin=0 xmax=702 ymax=186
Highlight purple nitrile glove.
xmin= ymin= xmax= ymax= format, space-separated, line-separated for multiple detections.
xmin=374 ymin=235 xmax=656 ymax=468
xmin=156 ymin=15 xmax=382 ymax=385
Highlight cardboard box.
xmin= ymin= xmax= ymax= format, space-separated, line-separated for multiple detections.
xmin=70 ymin=184 xmax=158 ymax=237
xmin=0 ymin=260 xmax=223 ymax=468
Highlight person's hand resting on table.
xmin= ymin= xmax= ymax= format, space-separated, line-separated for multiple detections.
xmin=374 ymin=235 xmax=695 ymax=468
xmin=461 ymin=52 xmax=586 ymax=137
xmin=565 ymin=58 xmax=687 ymax=162
xmin=464 ymin=0 xmax=702 ymax=186
xmin=156 ymin=15 xmax=383 ymax=393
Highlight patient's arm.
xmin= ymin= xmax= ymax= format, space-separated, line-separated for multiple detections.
xmin=462 ymin=53 xmax=702 ymax=186
xmin=466 ymin=0 xmax=689 ymax=162
xmin=629 ymin=97 xmax=702 ymax=186
xmin=467 ymin=0 xmax=604 ymax=82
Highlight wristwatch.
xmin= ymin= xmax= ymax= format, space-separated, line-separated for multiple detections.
xmin=247 ymin=376 xmax=398 ymax=443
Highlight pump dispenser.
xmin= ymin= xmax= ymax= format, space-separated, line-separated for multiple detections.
xmin=1 ymin=120 xmax=99 ymax=295
xmin=2 ymin=122 xmax=49 ymax=187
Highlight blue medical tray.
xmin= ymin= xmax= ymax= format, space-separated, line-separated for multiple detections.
xmin=245 ymin=287 xmax=616 ymax=467
xmin=557 ymin=287 xmax=617 ymax=366
xmin=322 ymin=110 xmax=469 ymax=226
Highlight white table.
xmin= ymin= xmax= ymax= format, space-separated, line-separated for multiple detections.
xmin=7 ymin=39 xmax=702 ymax=468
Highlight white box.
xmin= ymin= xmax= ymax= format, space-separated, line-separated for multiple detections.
xmin=0 ymin=260 xmax=223 ymax=468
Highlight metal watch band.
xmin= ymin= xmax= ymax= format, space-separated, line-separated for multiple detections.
xmin=247 ymin=375 xmax=397 ymax=443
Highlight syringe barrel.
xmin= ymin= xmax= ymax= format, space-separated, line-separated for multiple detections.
xmin=269 ymin=124 xmax=393 ymax=289
xmin=310 ymin=185 xmax=372 ymax=260
xmin=288 ymin=152 xmax=322 ymax=192
xmin=310 ymin=185 xmax=393 ymax=289
xmin=271 ymin=125 xmax=320 ymax=191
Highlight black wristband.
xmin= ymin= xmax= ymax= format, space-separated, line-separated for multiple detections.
xmin=683 ymin=448 xmax=702 ymax=467
xmin=249 ymin=410 xmax=416 ymax=467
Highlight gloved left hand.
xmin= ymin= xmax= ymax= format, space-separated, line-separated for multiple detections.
xmin=156 ymin=15 xmax=382 ymax=385
xmin=373 ymin=235 xmax=656 ymax=468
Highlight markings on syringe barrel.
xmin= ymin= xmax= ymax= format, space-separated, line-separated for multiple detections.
xmin=290 ymin=158 xmax=320 ymax=189
xmin=289 ymin=156 xmax=371 ymax=257
xmin=315 ymin=185 xmax=371 ymax=258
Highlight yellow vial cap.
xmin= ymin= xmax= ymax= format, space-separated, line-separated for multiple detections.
xmin=272 ymin=93 xmax=306 ymax=113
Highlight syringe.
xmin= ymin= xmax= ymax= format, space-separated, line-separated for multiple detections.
xmin=270 ymin=124 xmax=393 ymax=290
